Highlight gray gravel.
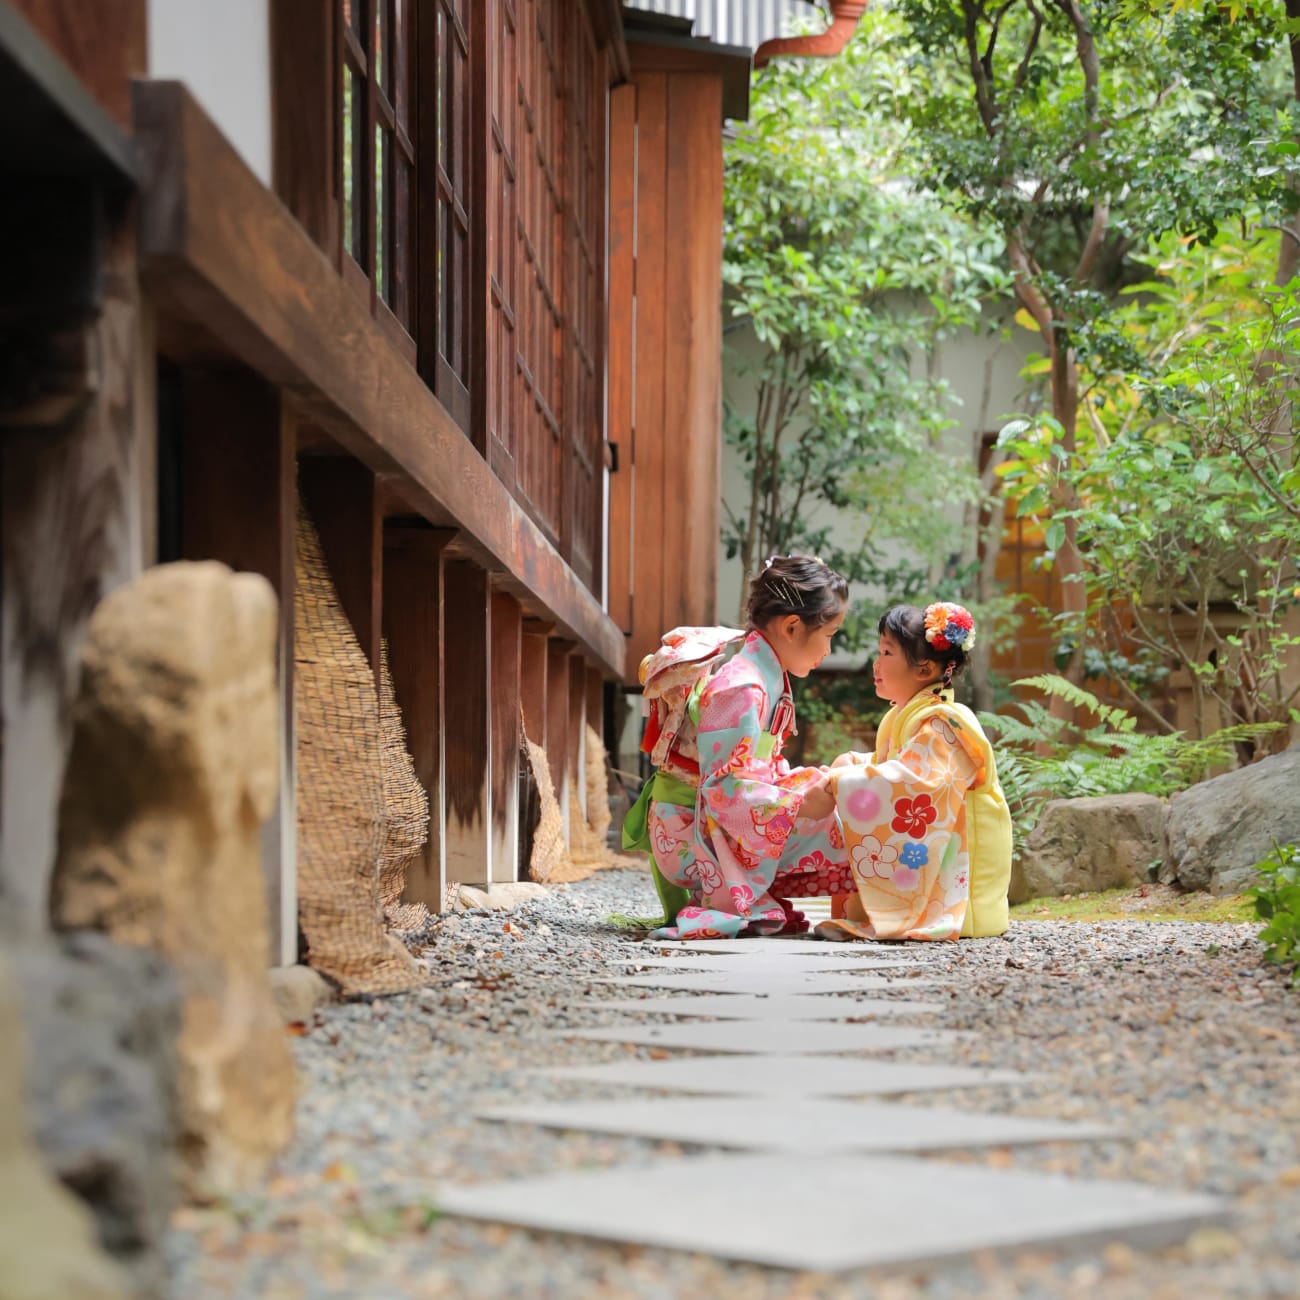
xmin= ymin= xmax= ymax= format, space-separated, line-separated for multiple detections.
xmin=164 ymin=868 xmax=1300 ymax=1299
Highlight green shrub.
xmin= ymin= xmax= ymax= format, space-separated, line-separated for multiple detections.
xmin=1247 ymin=843 xmax=1300 ymax=984
xmin=982 ymin=674 xmax=1283 ymax=857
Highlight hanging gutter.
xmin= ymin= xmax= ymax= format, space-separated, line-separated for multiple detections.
xmin=752 ymin=0 xmax=867 ymax=69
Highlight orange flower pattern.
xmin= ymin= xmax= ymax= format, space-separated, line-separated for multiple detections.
xmin=826 ymin=712 xmax=982 ymax=942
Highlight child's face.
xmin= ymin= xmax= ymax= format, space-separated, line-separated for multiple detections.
xmin=768 ymin=608 xmax=846 ymax=678
xmin=873 ymin=632 xmax=940 ymax=704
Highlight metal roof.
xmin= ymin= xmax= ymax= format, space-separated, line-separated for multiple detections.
xmin=622 ymin=0 xmax=824 ymax=49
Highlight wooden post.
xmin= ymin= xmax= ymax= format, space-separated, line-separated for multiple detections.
xmin=568 ymin=654 xmax=588 ymax=820
xmin=299 ymin=456 xmax=383 ymax=684
xmin=545 ymin=639 xmax=574 ymax=840
xmin=442 ymin=558 xmax=491 ymax=886
xmin=586 ymin=666 xmax=605 ymax=747
xmin=520 ymin=620 xmax=552 ymax=747
xmin=383 ymin=526 xmax=451 ymax=910
xmin=489 ymin=591 xmax=522 ymax=882
xmin=178 ymin=370 xmax=297 ymax=963
xmin=0 ymin=213 xmax=154 ymax=929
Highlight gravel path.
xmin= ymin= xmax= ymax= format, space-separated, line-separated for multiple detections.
xmin=165 ymin=868 xmax=1300 ymax=1299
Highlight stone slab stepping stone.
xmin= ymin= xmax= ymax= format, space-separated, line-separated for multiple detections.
xmin=553 ymin=1021 xmax=964 ymax=1054
xmin=475 ymin=1097 xmax=1115 ymax=1154
xmin=635 ymin=939 xmax=935 ymax=959
xmin=438 ymin=1151 xmax=1224 ymax=1272
xmin=593 ymin=972 xmax=941 ymax=996
xmin=597 ymin=994 xmax=946 ymax=1022
xmin=618 ymin=955 xmax=910 ymax=974
xmin=537 ymin=1054 xmax=1032 ymax=1097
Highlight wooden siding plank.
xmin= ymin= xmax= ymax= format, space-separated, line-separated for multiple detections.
xmin=520 ymin=625 xmax=550 ymax=748
xmin=134 ymin=81 xmax=624 ymax=680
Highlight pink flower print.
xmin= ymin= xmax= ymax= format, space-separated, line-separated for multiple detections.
xmin=851 ymin=835 xmax=898 ymax=881
xmin=828 ymin=820 xmax=844 ymax=850
xmin=892 ymin=794 xmax=937 ymax=838
xmin=730 ymin=883 xmax=755 ymax=915
xmin=702 ymin=684 xmax=762 ymax=731
xmin=650 ymin=810 xmax=693 ymax=858
xmin=684 ymin=858 xmax=723 ymax=894
xmin=796 ymin=850 xmax=831 ymax=874
xmin=844 ymin=784 xmax=882 ymax=826
xmin=891 ymin=863 xmax=921 ymax=890
xmin=752 ymin=803 xmax=794 ymax=848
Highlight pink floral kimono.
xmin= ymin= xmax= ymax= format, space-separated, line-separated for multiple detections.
xmin=648 ymin=631 xmax=853 ymax=940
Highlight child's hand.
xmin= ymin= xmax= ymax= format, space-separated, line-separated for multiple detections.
xmin=830 ymin=752 xmax=859 ymax=770
xmin=797 ymin=774 xmax=835 ymax=822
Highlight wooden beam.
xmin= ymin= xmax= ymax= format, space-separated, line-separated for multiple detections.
xmin=133 ymin=81 xmax=624 ymax=680
xmin=442 ymin=558 xmax=491 ymax=886
xmin=383 ymin=525 xmax=452 ymax=909
xmin=489 ymin=592 xmax=522 ymax=883
xmin=177 ymin=369 xmax=298 ymax=961
xmin=299 ymin=457 xmax=383 ymax=683
xmin=8 ymin=0 xmax=146 ymax=134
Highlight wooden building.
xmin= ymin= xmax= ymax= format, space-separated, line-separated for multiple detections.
xmin=0 ymin=0 xmax=747 ymax=963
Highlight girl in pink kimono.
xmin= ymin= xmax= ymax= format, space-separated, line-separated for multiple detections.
xmin=649 ymin=556 xmax=856 ymax=940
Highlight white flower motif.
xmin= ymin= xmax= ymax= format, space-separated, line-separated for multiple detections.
xmin=851 ymin=835 xmax=899 ymax=881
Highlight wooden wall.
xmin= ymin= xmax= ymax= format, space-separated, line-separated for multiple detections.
xmin=607 ymin=47 xmax=725 ymax=683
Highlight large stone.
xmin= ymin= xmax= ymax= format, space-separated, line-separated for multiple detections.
xmin=1015 ymin=794 xmax=1167 ymax=902
xmin=13 ymin=930 xmax=180 ymax=1299
xmin=0 ymin=953 xmax=132 ymax=1300
xmin=1162 ymin=748 xmax=1300 ymax=894
xmin=48 ymin=561 xmax=295 ymax=1196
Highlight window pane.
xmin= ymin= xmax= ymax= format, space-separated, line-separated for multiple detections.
xmin=375 ymin=124 xmax=387 ymax=301
xmin=374 ymin=0 xmax=387 ymax=95
xmin=344 ymin=64 xmax=361 ymax=260
xmin=395 ymin=156 xmax=410 ymax=326
xmin=394 ymin=0 xmax=408 ymax=127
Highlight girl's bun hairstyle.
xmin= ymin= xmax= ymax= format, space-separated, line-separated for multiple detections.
xmin=878 ymin=603 xmax=974 ymax=684
xmin=747 ymin=555 xmax=849 ymax=631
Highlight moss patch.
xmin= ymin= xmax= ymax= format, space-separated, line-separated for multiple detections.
xmin=1011 ymin=884 xmax=1256 ymax=924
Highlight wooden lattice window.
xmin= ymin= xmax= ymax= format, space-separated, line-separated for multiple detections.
xmin=417 ymin=0 xmax=475 ymax=430
xmin=487 ymin=0 xmax=605 ymax=577
xmin=339 ymin=0 xmax=415 ymax=357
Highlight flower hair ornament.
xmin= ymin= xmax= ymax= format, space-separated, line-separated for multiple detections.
xmin=923 ymin=602 xmax=976 ymax=653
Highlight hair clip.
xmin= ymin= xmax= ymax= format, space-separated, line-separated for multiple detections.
xmin=923 ymin=602 xmax=976 ymax=652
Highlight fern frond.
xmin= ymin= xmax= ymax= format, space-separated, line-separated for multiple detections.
xmin=1010 ymin=674 xmax=1138 ymax=732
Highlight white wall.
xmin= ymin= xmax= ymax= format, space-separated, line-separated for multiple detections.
xmin=148 ymin=0 xmax=272 ymax=185
xmin=719 ymin=306 xmax=1038 ymax=667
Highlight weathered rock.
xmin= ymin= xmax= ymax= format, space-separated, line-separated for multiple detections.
xmin=1162 ymin=749 xmax=1300 ymax=894
xmin=0 ymin=952 xmax=132 ymax=1300
xmin=48 ymin=561 xmax=295 ymax=1196
xmin=13 ymin=929 xmax=180 ymax=1299
xmin=1014 ymin=794 xmax=1167 ymax=902
xmin=269 ymin=964 xmax=334 ymax=1025
xmin=455 ymin=882 xmax=550 ymax=912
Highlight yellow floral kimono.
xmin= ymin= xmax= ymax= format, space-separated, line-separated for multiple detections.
xmin=820 ymin=687 xmax=1012 ymax=942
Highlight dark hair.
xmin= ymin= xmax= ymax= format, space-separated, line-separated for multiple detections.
xmin=878 ymin=604 xmax=969 ymax=685
xmin=747 ymin=555 xmax=849 ymax=631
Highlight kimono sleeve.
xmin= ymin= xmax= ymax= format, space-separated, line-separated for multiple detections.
xmin=695 ymin=677 xmax=819 ymax=863
xmin=830 ymin=716 xmax=982 ymax=941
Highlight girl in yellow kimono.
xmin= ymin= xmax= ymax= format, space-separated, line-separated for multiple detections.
xmin=805 ymin=602 xmax=1012 ymax=942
